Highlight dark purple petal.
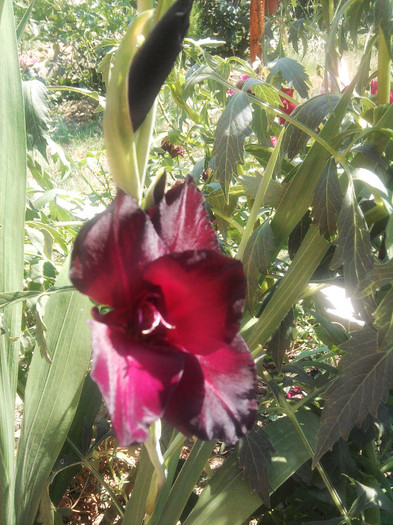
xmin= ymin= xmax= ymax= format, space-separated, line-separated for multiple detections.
xmin=143 ymin=250 xmax=246 ymax=355
xmin=150 ymin=175 xmax=219 ymax=252
xmin=164 ymin=335 xmax=257 ymax=443
xmin=89 ymin=319 xmax=184 ymax=445
xmin=128 ymin=0 xmax=194 ymax=132
xmin=70 ymin=192 xmax=167 ymax=307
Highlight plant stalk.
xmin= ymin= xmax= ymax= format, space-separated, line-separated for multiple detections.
xmin=377 ymin=27 xmax=391 ymax=105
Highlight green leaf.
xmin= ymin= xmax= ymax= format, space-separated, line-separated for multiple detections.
xmin=149 ymin=440 xmax=216 ymax=525
xmin=49 ymin=375 xmax=102 ymax=506
xmin=330 ymin=183 xmax=374 ymax=293
xmin=269 ymin=57 xmax=310 ymax=99
xmin=240 ymin=174 xmax=287 ymax=207
xmin=0 ymin=286 xmax=74 ymax=310
xmin=15 ymin=262 xmax=92 ymax=525
xmin=267 ymin=309 xmax=295 ymax=371
xmin=313 ymin=327 xmax=393 ymax=465
xmin=243 ymin=77 xmax=282 ymax=107
xmin=23 ymin=80 xmax=51 ymax=159
xmin=212 ymin=92 xmax=252 ymax=199
xmin=245 ymin=144 xmax=294 ymax=174
xmin=182 ymin=408 xmax=320 ymax=525
xmin=360 ymin=259 xmax=393 ymax=295
xmin=348 ymin=478 xmax=393 ymax=516
xmin=0 ymin=1 xmax=27 ymax=523
xmin=311 ymin=159 xmax=343 ymax=237
xmin=238 ymin=425 xmax=275 ymax=506
xmin=243 ymin=220 xmax=276 ymax=309
xmin=246 ymin=226 xmax=330 ymax=353
xmin=207 ymin=187 xmax=239 ymax=240
xmin=282 ymin=95 xmax=340 ymax=160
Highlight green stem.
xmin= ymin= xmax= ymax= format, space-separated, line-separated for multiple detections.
xmin=237 ymin=128 xmax=285 ymax=260
xmin=210 ymin=207 xmax=244 ymax=234
xmin=264 ymin=372 xmax=352 ymax=524
xmin=377 ymin=27 xmax=391 ymax=105
xmin=65 ymin=437 xmax=124 ymax=518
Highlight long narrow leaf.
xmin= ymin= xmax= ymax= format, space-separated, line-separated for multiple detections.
xmin=183 ymin=409 xmax=320 ymax=525
xmin=0 ymin=1 xmax=27 ymax=523
xmin=15 ymin=262 xmax=92 ymax=524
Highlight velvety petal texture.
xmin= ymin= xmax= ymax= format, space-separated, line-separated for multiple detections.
xmin=70 ymin=177 xmax=257 ymax=445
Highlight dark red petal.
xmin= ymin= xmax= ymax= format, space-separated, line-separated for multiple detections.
xmin=143 ymin=250 xmax=246 ymax=354
xmin=70 ymin=192 xmax=167 ymax=307
xmin=150 ymin=175 xmax=219 ymax=252
xmin=164 ymin=335 xmax=257 ymax=443
xmin=89 ymin=319 xmax=184 ymax=445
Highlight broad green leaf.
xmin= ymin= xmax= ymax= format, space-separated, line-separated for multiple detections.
xmin=283 ymin=95 xmax=340 ymax=160
xmin=49 ymin=375 xmax=102 ymax=506
xmin=0 ymin=1 xmax=27 ymax=523
xmin=212 ymin=92 xmax=252 ymax=199
xmin=15 ymin=262 xmax=92 ymax=525
xmin=313 ymin=327 xmax=393 ymax=465
xmin=373 ymin=288 xmax=393 ymax=334
xmin=243 ymin=220 xmax=276 ymax=308
xmin=23 ymin=80 xmax=50 ymax=158
xmin=311 ymin=159 xmax=343 ymax=237
xmin=266 ymin=309 xmax=295 ymax=370
xmin=182 ymin=408 xmax=320 ymax=525
xmin=269 ymin=57 xmax=310 ymax=99
xmin=330 ymin=183 xmax=374 ymax=293
xmin=246 ymin=226 xmax=330 ymax=353
xmin=238 ymin=425 xmax=275 ymax=506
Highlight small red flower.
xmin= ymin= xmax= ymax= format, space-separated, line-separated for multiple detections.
xmin=70 ymin=176 xmax=257 ymax=445
xmin=279 ymin=87 xmax=296 ymax=125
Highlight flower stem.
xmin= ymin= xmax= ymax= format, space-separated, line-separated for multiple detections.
xmin=377 ymin=27 xmax=391 ymax=105
xmin=144 ymin=420 xmax=167 ymax=515
xmin=263 ymin=371 xmax=352 ymax=524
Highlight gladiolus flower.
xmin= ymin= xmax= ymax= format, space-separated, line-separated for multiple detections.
xmin=70 ymin=176 xmax=257 ymax=445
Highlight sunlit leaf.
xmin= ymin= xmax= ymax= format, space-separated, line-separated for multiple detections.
xmin=212 ymin=92 xmax=252 ymax=199
xmin=269 ymin=57 xmax=310 ymax=98
xmin=348 ymin=478 xmax=393 ymax=516
xmin=23 ymin=80 xmax=50 ymax=158
xmin=282 ymin=95 xmax=340 ymax=159
xmin=238 ymin=425 xmax=275 ymax=507
xmin=0 ymin=1 xmax=27 ymax=522
xmin=313 ymin=326 xmax=393 ymax=465
xmin=311 ymin=159 xmax=343 ymax=237
xmin=330 ymin=184 xmax=374 ymax=293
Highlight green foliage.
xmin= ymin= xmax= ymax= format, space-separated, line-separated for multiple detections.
xmin=193 ymin=0 xmax=250 ymax=56
xmin=2 ymin=0 xmax=393 ymax=524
